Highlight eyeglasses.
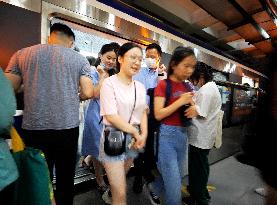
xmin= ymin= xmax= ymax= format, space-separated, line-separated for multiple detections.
xmin=126 ymin=55 xmax=143 ymax=63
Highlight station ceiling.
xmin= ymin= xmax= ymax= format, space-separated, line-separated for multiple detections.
xmin=119 ymin=0 xmax=277 ymax=73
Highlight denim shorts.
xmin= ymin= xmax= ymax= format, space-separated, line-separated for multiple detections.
xmin=98 ymin=125 xmax=142 ymax=162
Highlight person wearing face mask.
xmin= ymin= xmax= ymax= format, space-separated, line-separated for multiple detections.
xmin=144 ymin=57 xmax=167 ymax=79
xmin=81 ymin=42 xmax=120 ymax=199
xmin=5 ymin=23 xmax=94 ymax=205
xmin=134 ymin=43 xmax=167 ymax=94
xmin=132 ymin=43 xmax=166 ymax=198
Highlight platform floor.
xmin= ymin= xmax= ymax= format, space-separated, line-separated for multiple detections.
xmin=73 ymin=156 xmax=265 ymax=205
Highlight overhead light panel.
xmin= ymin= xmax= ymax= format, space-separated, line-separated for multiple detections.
xmin=260 ymin=28 xmax=270 ymax=39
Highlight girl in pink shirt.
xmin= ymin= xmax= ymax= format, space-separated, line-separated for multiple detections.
xmin=100 ymin=42 xmax=148 ymax=205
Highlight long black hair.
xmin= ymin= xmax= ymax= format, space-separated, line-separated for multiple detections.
xmin=190 ymin=61 xmax=213 ymax=84
xmin=116 ymin=42 xmax=142 ymax=71
xmin=167 ymin=46 xmax=195 ymax=77
xmin=94 ymin=42 xmax=120 ymax=67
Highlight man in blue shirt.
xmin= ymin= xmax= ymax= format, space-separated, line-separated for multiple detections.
xmin=133 ymin=43 xmax=166 ymax=205
xmin=134 ymin=43 xmax=167 ymax=102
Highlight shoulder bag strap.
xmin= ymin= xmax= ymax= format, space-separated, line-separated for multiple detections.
xmin=165 ymin=78 xmax=171 ymax=106
xmin=100 ymin=80 xmax=137 ymax=124
xmin=128 ymin=81 xmax=137 ymax=123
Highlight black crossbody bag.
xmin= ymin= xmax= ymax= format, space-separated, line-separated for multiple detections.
xmin=104 ymin=82 xmax=137 ymax=156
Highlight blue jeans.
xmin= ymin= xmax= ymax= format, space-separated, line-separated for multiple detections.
xmin=152 ymin=124 xmax=188 ymax=205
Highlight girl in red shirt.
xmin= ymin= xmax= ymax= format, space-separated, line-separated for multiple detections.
xmin=149 ymin=47 xmax=197 ymax=205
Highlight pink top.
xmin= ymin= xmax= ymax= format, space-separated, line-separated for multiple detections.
xmin=100 ymin=75 xmax=147 ymax=125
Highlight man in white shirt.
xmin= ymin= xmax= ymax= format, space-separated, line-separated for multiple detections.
xmin=184 ymin=62 xmax=222 ymax=205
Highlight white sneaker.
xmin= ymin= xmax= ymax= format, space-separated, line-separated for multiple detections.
xmin=255 ymin=187 xmax=267 ymax=197
xmin=102 ymin=189 xmax=112 ymax=204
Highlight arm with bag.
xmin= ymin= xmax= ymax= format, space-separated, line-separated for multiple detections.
xmin=0 ymin=68 xmax=18 ymax=202
xmin=10 ymin=127 xmax=55 ymax=205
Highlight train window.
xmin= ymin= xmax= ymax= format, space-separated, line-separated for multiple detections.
xmin=231 ymin=87 xmax=257 ymax=124
xmin=213 ymin=71 xmax=228 ymax=82
xmin=50 ymin=18 xmax=129 ymax=58
xmin=242 ymin=76 xmax=254 ymax=87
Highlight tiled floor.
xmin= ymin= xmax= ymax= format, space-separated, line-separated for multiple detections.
xmin=73 ymin=156 xmax=266 ymax=205
xmin=208 ymin=156 xmax=265 ymax=205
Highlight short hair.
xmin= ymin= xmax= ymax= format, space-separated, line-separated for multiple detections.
xmin=146 ymin=43 xmax=162 ymax=56
xmin=50 ymin=23 xmax=75 ymax=41
xmin=190 ymin=61 xmax=213 ymax=83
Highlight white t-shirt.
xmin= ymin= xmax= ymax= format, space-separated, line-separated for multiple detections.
xmin=188 ymin=82 xmax=222 ymax=149
xmin=100 ymin=75 xmax=147 ymax=125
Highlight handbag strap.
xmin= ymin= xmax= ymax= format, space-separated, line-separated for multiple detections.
xmin=99 ymin=80 xmax=137 ymax=124
xmin=128 ymin=81 xmax=137 ymax=123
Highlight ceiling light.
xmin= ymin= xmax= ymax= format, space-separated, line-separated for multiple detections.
xmin=260 ymin=28 xmax=270 ymax=39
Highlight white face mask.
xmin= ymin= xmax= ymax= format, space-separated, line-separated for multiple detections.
xmin=100 ymin=62 xmax=112 ymax=70
xmin=145 ymin=58 xmax=157 ymax=68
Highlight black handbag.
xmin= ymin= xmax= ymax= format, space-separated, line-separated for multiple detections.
xmin=179 ymin=104 xmax=192 ymax=126
xmin=104 ymin=82 xmax=137 ymax=156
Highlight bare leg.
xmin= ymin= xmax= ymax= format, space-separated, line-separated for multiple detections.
xmin=103 ymin=161 xmax=127 ymax=205
xmin=124 ymin=158 xmax=133 ymax=174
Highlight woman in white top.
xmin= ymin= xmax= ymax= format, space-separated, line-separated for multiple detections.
xmin=100 ymin=42 xmax=148 ymax=205
xmin=185 ymin=62 xmax=222 ymax=205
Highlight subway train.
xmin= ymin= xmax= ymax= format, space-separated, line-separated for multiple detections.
xmin=0 ymin=0 xmax=267 ymax=186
